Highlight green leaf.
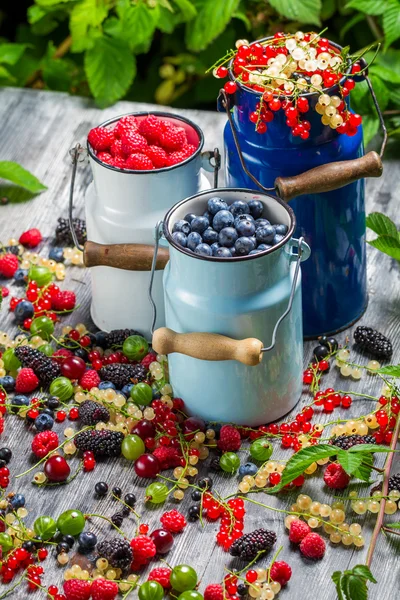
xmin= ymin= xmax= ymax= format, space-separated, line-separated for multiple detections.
xmin=174 ymin=0 xmax=197 ymax=19
xmin=347 ymin=576 xmax=368 ymax=600
xmin=345 ymin=0 xmax=387 ymax=14
xmin=348 ymin=443 xmax=393 ymax=453
xmin=321 ymin=0 xmax=336 ymax=20
xmin=368 ymin=235 xmax=400 ymax=261
xmin=36 ymin=0 xmax=76 ymax=5
xmin=377 ymin=364 xmax=400 ymax=376
xmin=351 ymin=565 xmax=377 ymax=584
xmin=186 ymin=0 xmax=240 ymax=51
xmin=70 ymin=0 xmax=110 ymax=52
xmin=352 ymin=453 xmax=373 ymax=482
xmin=0 ymin=65 xmax=15 ymax=82
xmin=269 ymin=0 xmax=321 ymax=24
xmin=385 ymin=522 xmax=400 ymax=529
xmin=340 ymin=13 xmax=365 ymax=38
xmin=362 ymin=115 xmax=379 ymax=146
xmin=233 ymin=10 xmax=251 ymax=29
xmin=332 ymin=571 xmax=345 ymax=600
xmin=366 ymin=212 xmax=399 ymax=238
xmin=370 ymin=63 xmax=400 ymax=84
xmin=84 ymin=35 xmax=136 ymax=107
xmin=115 ymin=0 xmax=160 ymax=53
xmin=0 ymin=161 xmax=46 ymax=193
xmin=383 ymin=1 xmax=400 ymax=47
xmin=0 ymin=44 xmax=28 ymax=65
xmin=28 ymin=5 xmax=66 ymax=35
xmin=336 ymin=449 xmax=363 ymax=475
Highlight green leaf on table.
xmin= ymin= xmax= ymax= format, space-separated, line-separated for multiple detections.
xmin=332 ymin=565 xmax=376 ymax=600
xmin=0 ymin=162 xmax=46 ymax=194
xmin=332 ymin=572 xmax=345 ymax=600
xmin=84 ymin=35 xmax=136 ymax=107
xmin=366 ymin=212 xmax=399 ymax=238
xmin=351 ymin=566 xmax=377 ymax=583
xmin=352 ymin=453 xmax=373 ymax=482
xmin=346 ymin=576 xmax=368 ymax=600
xmin=186 ymin=0 xmax=240 ymax=51
xmin=70 ymin=0 xmax=110 ymax=52
xmin=269 ymin=0 xmax=321 ymax=24
xmin=377 ymin=364 xmax=400 ymax=376
xmin=115 ymin=0 xmax=160 ymax=53
xmin=384 ymin=522 xmax=400 ymax=529
xmin=368 ymin=236 xmax=400 ymax=261
xmin=336 ymin=449 xmax=363 ymax=475
xmin=383 ymin=1 xmax=400 ymax=47
xmin=345 ymin=0 xmax=387 ymax=14
xmin=0 ymin=44 xmax=28 ymax=65
xmin=347 ymin=443 xmax=393 ymax=453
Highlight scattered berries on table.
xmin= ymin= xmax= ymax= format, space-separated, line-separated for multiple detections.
xmin=90 ymin=578 xmax=119 ymax=600
xmin=74 ymin=430 xmax=124 ymax=457
xmin=97 ymin=538 xmax=133 ymax=571
xmin=99 ymin=363 xmax=147 ymax=388
xmin=63 ymin=579 xmax=92 ymax=600
xmin=289 ymin=519 xmax=311 ymax=544
xmin=31 ymin=430 xmax=59 ymax=458
xmin=79 ymin=369 xmax=101 ymax=391
xmin=14 ymin=346 xmax=61 ymax=386
xmin=160 ymin=509 xmax=187 ymax=533
xmin=15 ymin=368 xmax=39 ymax=393
xmin=0 ymin=253 xmax=19 ymax=278
xmin=78 ymin=400 xmax=110 ymax=426
xmin=270 ymin=560 xmax=292 ymax=586
xmin=148 ymin=566 xmax=172 ymax=589
xmin=217 ymin=424 xmax=242 ymax=452
xmin=299 ymin=532 xmax=326 ymax=559
xmin=353 ymin=326 xmax=393 ymax=360
xmin=229 ymin=528 xmax=276 ymax=561
xmin=19 ymin=228 xmax=43 ymax=248
xmin=330 ymin=434 xmax=376 ymax=450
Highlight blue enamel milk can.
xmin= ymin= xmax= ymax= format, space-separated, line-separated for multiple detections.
xmin=218 ymin=39 xmax=385 ymax=338
xmin=151 ymin=188 xmax=310 ymax=426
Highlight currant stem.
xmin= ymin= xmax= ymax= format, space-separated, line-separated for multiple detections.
xmin=84 ymin=513 xmax=127 ymax=537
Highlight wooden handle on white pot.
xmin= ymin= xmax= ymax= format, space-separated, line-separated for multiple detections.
xmin=152 ymin=327 xmax=263 ymax=366
xmin=83 ymin=241 xmax=169 ymax=271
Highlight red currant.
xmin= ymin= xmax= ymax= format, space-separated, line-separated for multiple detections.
xmin=216 ymin=66 xmax=228 ymax=78
xmin=269 ymin=472 xmax=281 ymax=485
xmin=224 ymin=81 xmax=237 ymax=94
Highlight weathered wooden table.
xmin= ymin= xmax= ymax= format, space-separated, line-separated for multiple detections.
xmin=0 ymin=88 xmax=399 ymax=598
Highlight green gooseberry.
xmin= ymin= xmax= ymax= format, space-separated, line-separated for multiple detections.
xmin=130 ymin=382 xmax=152 ymax=406
xmin=33 ymin=515 xmax=57 ymax=541
xmin=145 ymin=482 xmax=169 ymax=504
xmin=179 ymin=592 xmax=204 ymax=600
xmin=219 ymin=452 xmax=240 ymax=474
xmin=30 ymin=316 xmax=55 ymax=340
xmin=170 ymin=565 xmax=198 ymax=592
xmin=28 ymin=265 xmax=53 ymax=287
xmin=249 ymin=437 xmax=273 ymax=462
xmin=121 ymin=434 xmax=145 ymax=461
xmin=57 ymin=509 xmax=85 ymax=536
xmin=138 ymin=581 xmax=164 ymax=600
xmin=2 ymin=348 xmax=21 ymax=371
xmin=49 ymin=377 xmax=74 ymax=402
xmin=38 ymin=343 xmax=54 ymax=356
xmin=0 ymin=533 xmax=13 ymax=552
xmin=122 ymin=335 xmax=149 ymax=361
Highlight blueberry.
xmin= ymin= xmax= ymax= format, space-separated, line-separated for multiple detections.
xmin=34 ymin=413 xmax=54 ymax=432
xmin=184 ymin=213 xmax=196 ymax=224
xmin=247 ymin=199 xmax=264 ymax=219
xmin=217 ymin=247 xmax=233 ymax=257
xmin=255 ymin=218 xmax=271 ymax=229
xmin=172 ymin=219 xmax=191 ymax=235
xmin=124 ymin=493 xmax=136 ymax=507
xmin=257 ymin=243 xmax=272 ymax=252
xmin=13 ymin=269 xmax=28 ymax=285
xmin=212 ymin=210 xmax=234 ymax=232
xmin=211 ymin=243 xmax=221 ymax=256
xmin=274 ymin=223 xmax=288 ymax=236
xmin=121 ymin=383 xmax=134 ymax=397
xmin=0 ymin=448 xmax=12 ymax=463
xmin=273 ymin=233 xmax=285 ymax=245
xmin=41 ymin=408 xmax=54 ymax=417
xmin=187 ymin=232 xmax=202 ymax=252
xmin=151 ymin=384 xmax=161 ymax=399
xmin=234 ymin=214 xmax=254 ymax=228
xmin=194 ymin=243 xmax=212 ymax=256
xmin=203 ymin=210 xmax=212 ymax=221
xmin=0 ymin=377 xmax=15 ymax=392
xmin=202 ymin=228 xmax=219 ymax=245
xmin=95 ymin=481 xmax=108 ymax=496
xmin=207 ymin=197 xmax=228 ymax=215
xmin=172 ymin=231 xmax=187 ymax=247
xmin=249 ymin=249 xmax=262 ymax=255
xmin=95 ymin=331 xmax=108 ymax=348
xmin=98 ymin=381 xmax=116 ymax=390
xmin=191 ymin=216 xmax=209 ymax=234
xmin=12 ymin=395 xmax=29 ymax=413
xmin=14 ymin=300 xmax=34 ymax=324
xmin=236 ymin=218 xmax=256 ymax=237
xmin=46 ymin=396 xmax=60 ymax=410
xmin=218 ymin=227 xmax=238 ymax=248
xmin=75 ymin=348 xmax=88 ymax=362
xmin=10 ymin=494 xmax=25 ymax=509
xmin=49 ymin=247 xmax=64 ymax=262
xmin=235 ymin=237 xmax=255 ymax=256
xmin=256 ymin=225 xmax=275 ymax=244
xmin=229 ymin=200 xmax=248 ymax=217
xmin=78 ymin=532 xmax=97 ymax=549
xmin=239 ymin=462 xmax=258 ymax=477
xmin=230 ymin=246 xmax=237 ymax=257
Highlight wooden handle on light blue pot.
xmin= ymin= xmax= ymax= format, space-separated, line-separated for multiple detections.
xmin=152 ymin=328 xmax=263 ymax=366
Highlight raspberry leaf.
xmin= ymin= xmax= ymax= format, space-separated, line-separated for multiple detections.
xmin=351 ymin=566 xmax=377 ymax=583
xmin=346 ymin=576 xmax=368 ymax=600
xmin=70 ymin=0 xmax=110 ymax=53
xmin=332 ymin=571 xmax=345 ymax=600
xmin=269 ymin=0 xmax=321 ymax=25
xmin=383 ymin=0 xmax=400 ymax=47
xmin=345 ymin=0 xmax=386 ymax=14
xmin=0 ymin=161 xmax=46 ymax=193
xmin=114 ymin=0 xmax=160 ymax=53
xmin=351 ymin=453 xmax=373 ymax=482
xmin=185 ymin=0 xmax=241 ymax=51
xmin=0 ymin=43 xmax=28 ymax=65
xmin=332 ymin=565 xmax=376 ymax=600
xmin=376 ymin=364 xmax=400 ymax=376
xmin=366 ymin=212 xmax=398 ymax=238
xmin=336 ymin=449 xmax=364 ymax=475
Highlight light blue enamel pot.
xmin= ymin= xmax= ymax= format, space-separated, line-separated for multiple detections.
xmin=151 ymin=188 xmax=310 ymax=426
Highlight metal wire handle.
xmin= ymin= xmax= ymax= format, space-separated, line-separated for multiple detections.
xmin=148 ymin=221 xmax=164 ymax=336
xmin=68 ymin=143 xmax=88 ymax=252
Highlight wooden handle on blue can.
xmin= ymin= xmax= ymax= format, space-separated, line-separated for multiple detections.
xmin=152 ymin=328 xmax=263 ymax=366
xmin=83 ymin=241 xmax=169 ymax=271
xmin=275 ymin=151 xmax=383 ymax=201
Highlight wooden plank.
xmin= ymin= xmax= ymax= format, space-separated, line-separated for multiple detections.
xmin=0 ymin=88 xmax=398 ymax=598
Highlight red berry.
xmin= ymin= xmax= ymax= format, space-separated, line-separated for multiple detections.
xmin=269 ymin=99 xmax=281 ymax=111
xmin=56 ymin=410 xmax=67 ymax=422
xmin=269 ymin=472 xmax=281 ymax=485
xmin=88 ymin=127 xmax=114 ymax=152
xmin=0 ymin=254 xmax=19 ymax=278
xmin=218 ymin=425 xmax=241 ymax=452
xmin=160 ymin=125 xmax=187 ymax=152
xmin=204 ymin=584 xmax=225 ymax=600
xmin=216 ymin=66 xmax=228 ymax=78
xmin=44 ymin=455 xmax=71 ymax=482
xmin=299 ymin=532 xmax=325 ymax=559
xmin=270 ymin=560 xmax=292 ymax=586
xmin=15 ymin=368 xmax=39 ymax=394
xmin=125 ymin=153 xmax=154 ymax=170
xmin=134 ymin=454 xmax=161 ymax=478
xmin=289 ymin=519 xmax=311 ymax=543
xmin=31 ymin=431 xmax=59 ymax=458
xmin=79 ymin=370 xmax=100 ymax=391
xmin=160 ymin=509 xmax=187 ymax=533
xmin=61 ymin=356 xmax=86 ymax=380
xmin=323 ymin=462 xmax=350 ymax=489
xmin=145 ymin=146 xmax=169 ymax=169
xmin=37 ymin=548 xmax=48 ymax=561
xmin=19 ymin=229 xmax=42 ymax=248
xmin=297 ymin=97 xmax=309 ymax=113
xmin=303 ymin=370 xmax=313 ymax=384
xmin=256 ymin=122 xmax=267 ymax=134
xmin=51 ymin=290 xmax=76 ymax=312
xmin=148 ymin=566 xmax=172 ymax=589
xmin=69 ymin=407 xmax=79 ymax=420
xmin=224 ymin=81 xmax=237 ymax=94
xmin=341 ymin=394 xmax=352 ymax=408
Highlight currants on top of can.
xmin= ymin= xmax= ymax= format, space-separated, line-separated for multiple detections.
xmin=87 ymin=114 xmax=198 ymax=170
xmin=210 ymin=31 xmax=372 ymax=138
xmin=170 ymin=197 xmax=288 ymax=258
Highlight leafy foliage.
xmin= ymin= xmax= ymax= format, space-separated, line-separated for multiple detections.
xmin=366 ymin=213 xmax=400 ymax=261
xmin=332 ymin=564 xmax=376 ymax=600
xmin=0 ymin=162 xmax=46 ymax=193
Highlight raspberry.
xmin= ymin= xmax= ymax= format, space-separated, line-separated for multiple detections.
xmin=130 ymin=535 xmax=156 ymax=569
xmin=141 ymin=352 xmax=158 ymax=369
xmin=121 ymin=131 xmax=148 ymax=155
xmin=204 ymin=584 xmax=225 ymax=600
xmin=88 ymin=127 xmax=114 ymax=152
xmin=165 ymin=150 xmax=188 ymax=166
xmin=125 ymin=153 xmax=154 ymax=170
xmin=110 ymin=157 xmax=126 ymax=169
xmin=51 ymin=290 xmax=76 ymax=312
xmin=15 ymin=368 xmax=39 ymax=393
xmin=160 ymin=126 xmax=187 ymax=151
xmin=152 ymin=446 xmax=181 ymax=470
xmin=110 ymin=139 xmax=125 ymax=158
xmin=145 ymin=145 xmax=168 ymax=168
xmin=114 ymin=115 xmax=138 ymax=138
xmin=270 ymin=561 xmax=292 ymax=586
xmin=323 ymin=462 xmax=351 ymax=489
xmin=19 ymin=228 xmax=42 ymax=248
xmin=299 ymin=532 xmax=326 ymax=559
xmin=31 ymin=431 xmax=59 ymax=458
xmin=148 ymin=566 xmax=172 ymax=589
xmin=183 ymin=144 xmax=196 ymax=157
xmin=218 ymin=425 xmax=241 ymax=452
xmin=138 ymin=115 xmax=163 ymax=144
xmin=160 ymin=509 xmax=187 ymax=533
xmin=97 ymin=152 xmax=113 ymax=164
xmin=91 ymin=578 xmax=119 ymax=600
xmin=79 ymin=369 xmax=101 ymax=391
xmin=288 ymin=519 xmax=310 ymax=544
xmin=52 ymin=349 xmax=74 ymax=363
xmin=63 ymin=579 xmax=92 ymax=600
xmin=0 ymin=253 xmax=19 ymax=278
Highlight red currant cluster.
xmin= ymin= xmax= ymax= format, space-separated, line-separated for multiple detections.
xmin=0 ymin=389 xmax=6 ymax=437
xmin=374 ymin=395 xmax=400 ymax=444
xmin=211 ymin=497 xmax=245 ymax=551
xmin=1 ymin=547 xmax=35 ymax=584
xmin=83 ymin=450 xmax=96 ymax=472
xmin=314 ymin=389 xmax=353 ymax=412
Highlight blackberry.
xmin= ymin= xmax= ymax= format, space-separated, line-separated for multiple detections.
xmin=79 ymin=400 xmax=110 ymax=426
xmin=389 ymin=474 xmax=400 ymax=493
xmin=229 ymin=529 xmax=276 ymax=561
xmin=330 ymin=434 xmax=376 ymax=451
xmin=74 ymin=430 xmax=124 ymax=457
xmin=353 ymin=326 xmax=393 ymax=360
xmin=14 ymin=346 xmax=60 ymax=386
xmin=110 ymin=512 xmax=125 ymax=527
xmin=104 ymin=329 xmax=141 ymax=349
xmin=97 ymin=538 xmax=133 ymax=571
xmin=55 ymin=217 xmax=87 ymax=246
xmin=99 ymin=364 xmax=147 ymax=389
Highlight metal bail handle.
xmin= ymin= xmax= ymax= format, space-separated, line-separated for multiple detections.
xmin=201 ymin=148 xmax=221 ymax=188
xmin=68 ymin=143 xmax=88 ymax=252
xmin=148 ymin=221 xmax=164 ymax=336
xmin=218 ymin=76 xmax=386 ymax=202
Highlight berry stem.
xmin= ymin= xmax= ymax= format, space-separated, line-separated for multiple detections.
xmin=84 ymin=513 xmax=127 ymax=537
xmin=381 ymin=526 xmax=400 ymax=537
xmin=267 ymin=545 xmax=283 ymax=584
xmin=0 ymin=571 xmax=27 ymax=599
xmin=111 ymin=492 xmax=141 ymax=521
